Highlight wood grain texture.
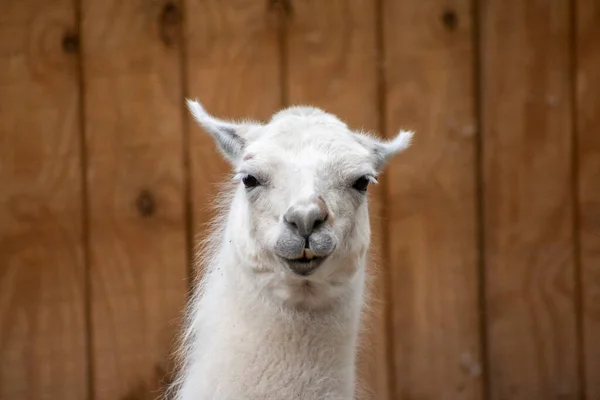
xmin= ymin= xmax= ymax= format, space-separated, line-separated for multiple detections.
xmin=81 ymin=0 xmax=188 ymax=398
xmin=576 ymin=0 xmax=600 ymax=397
xmin=480 ymin=0 xmax=579 ymax=398
xmin=0 ymin=0 xmax=87 ymax=399
xmin=184 ymin=0 xmax=281 ymax=255
xmin=383 ymin=0 xmax=483 ymax=398
xmin=285 ymin=1 xmax=389 ymax=398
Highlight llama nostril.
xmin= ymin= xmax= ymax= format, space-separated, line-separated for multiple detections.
xmin=284 ymin=214 xmax=298 ymax=230
xmin=313 ymin=213 xmax=327 ymax=229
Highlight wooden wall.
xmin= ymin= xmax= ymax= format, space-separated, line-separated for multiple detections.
xmin=0 ymin=0 xmax=598 ymax=399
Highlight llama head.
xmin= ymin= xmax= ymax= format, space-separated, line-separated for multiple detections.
xmin=188 ymin=100 xmax=412 ymax=307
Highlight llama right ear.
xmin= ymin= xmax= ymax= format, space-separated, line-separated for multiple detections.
xmin=186 ymin=99 xmax=259 ymax=165
xmin=354 ymin=129 xmax=414 ymax=172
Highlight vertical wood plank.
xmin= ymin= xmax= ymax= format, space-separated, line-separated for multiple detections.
xmin=383 ymin=0 xmax=483 ymax=398
xmin=81 ymin=0 xmax=188 ymax=398
xmin=0 ymin=0 xmax=87 ymax=399
xmin=480 ymin=1 xmax=579 ymax=398
xmin=576 ymin=0 xmax=600 ymax=397
xmin=285 ymin=1 xmax=389 ymax=398
xmin=184 ymin=1 xmax=281 ymax=258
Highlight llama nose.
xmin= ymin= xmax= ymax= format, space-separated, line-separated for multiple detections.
xmin=284 ymin=202 xmax=328 ymax=237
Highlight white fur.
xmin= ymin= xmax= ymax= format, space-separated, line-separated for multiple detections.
xmin=169 ymin=101 xmax=413 ymax=399
xmin=383 ymin=130 xmax=413 ymax=154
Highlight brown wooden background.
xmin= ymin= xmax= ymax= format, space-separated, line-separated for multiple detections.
xmin=1 ymin=0 xmax=599 ymax=399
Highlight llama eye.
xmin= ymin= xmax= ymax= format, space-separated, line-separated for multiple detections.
xmin=352 ymin=176 xmax=370 ymax=192
xmin=242 ymin=174 xmax=260 ymax=188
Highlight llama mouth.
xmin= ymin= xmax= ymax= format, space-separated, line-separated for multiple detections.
xmin=294 ymin=248 xmax=319 ymax=263
xmin=293 ymin=256 xmax=323 ymax=264
xmin=284 ymin=249 xmax=327 ymax=276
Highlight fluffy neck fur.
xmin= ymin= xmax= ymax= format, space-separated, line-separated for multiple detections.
xmin=172 ymin=186 xmax=368 ymax=400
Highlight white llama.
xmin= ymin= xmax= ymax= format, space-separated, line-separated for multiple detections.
xmin=170 ymin=100 xmax=413 ymax=400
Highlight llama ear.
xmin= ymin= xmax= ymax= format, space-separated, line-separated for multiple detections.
xmin=355 ymin=129 xmax=414 ymax=171
xmin=186 ymin=99 xmax=259 ymax=165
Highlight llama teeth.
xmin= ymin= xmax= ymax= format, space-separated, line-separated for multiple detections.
xmin=304 ymin=249 xmax=314 ymax=260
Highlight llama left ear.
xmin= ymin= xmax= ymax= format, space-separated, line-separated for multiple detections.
xmin=186 ymin=99 xmax=260 ymax=165
xmin=355 ymin=129 xmax=414 ymax=171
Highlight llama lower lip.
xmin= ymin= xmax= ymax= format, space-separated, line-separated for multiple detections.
xmin=284 ymin=256 xmax=327 ymax=276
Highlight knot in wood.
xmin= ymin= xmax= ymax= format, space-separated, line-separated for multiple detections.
xmin=268 ymin=0 xmax=293 ymax=16
xmin=441 ymin=9 xmax=458 ymax=31
xmin=62 ymin=32 xmax=79 ymax=54
xmin=136 ymin=190 xmax=156 ymax=217
xmin=159 ymin=2 xmax=181 ymax=46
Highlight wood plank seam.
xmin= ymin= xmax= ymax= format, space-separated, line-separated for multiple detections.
xmin=569 ymin=0 xmax=587 ymax=398
xmin=73 ymin=0 xmax=94 ymax=398
xmin=374 ymin=0 xmax=397 ymax=397
xmin=473 ymin=0 xmax=491 ymax=398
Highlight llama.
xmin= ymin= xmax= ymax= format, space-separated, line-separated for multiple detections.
xmin=170 ymin=100 xmax=413 ymax=399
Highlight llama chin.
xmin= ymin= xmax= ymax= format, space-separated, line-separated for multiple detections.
xmin=169 ymin=100 xmax=413 ymax=400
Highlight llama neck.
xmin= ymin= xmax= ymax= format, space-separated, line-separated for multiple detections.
xmin=178 ymin=241 xmax=365 ymax=400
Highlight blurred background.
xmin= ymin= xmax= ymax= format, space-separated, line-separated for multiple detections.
xmin=1 ymin=0 xmax=599 ymax=399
